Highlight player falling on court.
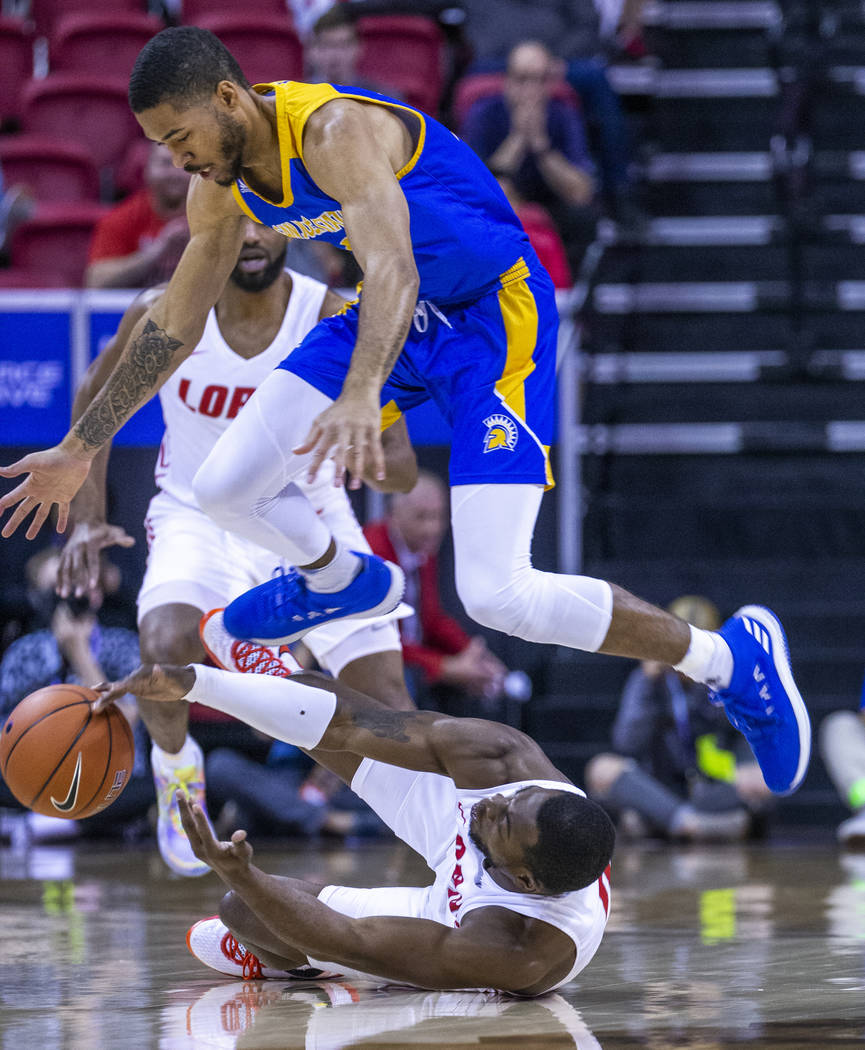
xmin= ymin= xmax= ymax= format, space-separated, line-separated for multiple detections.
xmin=57 ymin=220 xmax=417 ymax=876
xmin=0 ymin=26 xmax=810 ymax=799
xmin=96 ymin=618 xmax=615 ymax=997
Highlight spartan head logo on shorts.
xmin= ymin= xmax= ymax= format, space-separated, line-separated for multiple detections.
xmin=483 ymin=414 xmax=518 ymax=452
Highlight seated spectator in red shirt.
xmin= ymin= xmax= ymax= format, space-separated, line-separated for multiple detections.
xmin=364 ymin=470 xmax=515 ymax=715
xmin=461 ymin=40 xmax=597 ymax=268
xmin=85 ymin=142 xmax=190 ymax=289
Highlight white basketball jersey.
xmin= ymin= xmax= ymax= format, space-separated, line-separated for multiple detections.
xmin=432 ymin=779 xmax=611 ymax=990
xmin=155 ymin=268 xmax=327 ymax=506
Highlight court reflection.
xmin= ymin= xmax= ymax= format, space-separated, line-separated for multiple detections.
xmin=159 ymin=981 xmax=604 ymax=1049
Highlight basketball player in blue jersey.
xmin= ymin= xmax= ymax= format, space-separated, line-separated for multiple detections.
xmin=0 ymin=27 xmax=810 ymax=798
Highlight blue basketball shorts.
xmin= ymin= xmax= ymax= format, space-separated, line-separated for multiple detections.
xmin=278 ymin=258 xmax=558 ymax=487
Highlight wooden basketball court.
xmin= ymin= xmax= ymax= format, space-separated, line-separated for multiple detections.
xmin=1 ymin=835 xmax=863 ymax=1048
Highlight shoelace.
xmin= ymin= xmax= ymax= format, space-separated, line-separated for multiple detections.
xmin=264 ymin=566 xmax=304 ymax=615
xmin=220 ymin=930 xmax=264 ymax=979
xmin=230 ymin=639 xmax=292 ymax=677
xmin=159 ymin=764 xmax=204 ymax=824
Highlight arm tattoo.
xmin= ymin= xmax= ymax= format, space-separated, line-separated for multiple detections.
xmin=350 ymin=708 xmax=412 ymax=742
xmin=74 ymin=320 xmax=184 ymax=450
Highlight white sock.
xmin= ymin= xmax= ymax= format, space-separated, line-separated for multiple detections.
xmin=673 ymin=626 xmax=734 ymax=690
xmin=151 ymin=735 xmax=202 ymax=772
xmin=299 ymin=541 xmax=362 ymax=593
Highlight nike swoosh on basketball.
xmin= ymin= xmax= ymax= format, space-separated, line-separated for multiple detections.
xmin=51 ymin=752 xmax=82 ymax=813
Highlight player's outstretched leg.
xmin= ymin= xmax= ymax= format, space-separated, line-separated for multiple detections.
xmin=709 ymin=606 xmax=811 ymax=796
xmin=222 ymin=555 xmax=405 ymax=644
xmin=450 ymin=484 xmax=811 ymax=797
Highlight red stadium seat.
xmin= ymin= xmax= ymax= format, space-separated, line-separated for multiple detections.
xmin=0 ymin=266 xmax=69 ymax=288
xmin=29 ymin=0 xmax=148 ymax=41
xmin=182 ymin=0 xmax=292 ymax=25
xmin=0 ymin=17 xmax=34 ymax=125
xmin=356 ymin=15 xmax=445 ymax=116
xmin=194 ymin=14 xmax=302 ymax=84
xmin=50 ymin=12 xmax=163 ymax=79
xmin=21 ymin=75 xmax=141 ymax=181
xmin=454 ymin=72 xmax=581 ymax=131
xmin=0 ymin=134 xmax=99 ymax=202
xmin=9 ymin=201 xmax=108 ymax=286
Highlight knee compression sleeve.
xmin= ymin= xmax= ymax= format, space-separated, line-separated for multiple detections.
xmin=451 ymin=484 xmax=613 ymax=651
xmin=192 ymin=371 xmax=334 ymax=563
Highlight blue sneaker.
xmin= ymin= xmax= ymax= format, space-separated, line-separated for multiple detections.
xmin=711 ymin=605 xmax=811 ymax=796
xmin=223 ymin=552 xmax=404 ymax=644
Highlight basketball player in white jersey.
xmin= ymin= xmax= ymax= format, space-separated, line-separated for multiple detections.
xmin=57 ymin=220 xmax=417 ymax=876
xmin=95 ymin=631 xmax=615 ymax=997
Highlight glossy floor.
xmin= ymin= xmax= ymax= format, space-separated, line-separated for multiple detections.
xmin=0 ymin=836 xmax=863 ymax=1049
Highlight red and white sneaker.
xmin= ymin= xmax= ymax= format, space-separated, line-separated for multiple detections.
xmin=200 ymin=608 xmax=301 ymax=677
xmin=186 ymin=917 xmax=342 ymax=981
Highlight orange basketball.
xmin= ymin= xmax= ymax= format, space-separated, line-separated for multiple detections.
xmin=0 ymin=683 xmax=135 ymax=819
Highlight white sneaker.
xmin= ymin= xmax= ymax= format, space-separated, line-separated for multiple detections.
xmin=200 ymin=608 xmax=301 ymax=676
xmin=186 ymin=916 xmax=342 ymax=980
xmin=151 ymin=739 xmax=211 ymax=878
xmin=838 ymin=809 xmax=865 ymax=850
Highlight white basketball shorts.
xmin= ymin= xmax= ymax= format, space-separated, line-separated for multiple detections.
xmin=138 ymin=491 xmax=402 ymax=675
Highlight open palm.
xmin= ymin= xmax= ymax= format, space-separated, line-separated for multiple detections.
xmin=0 ymin=445 xmax=93 ymax=539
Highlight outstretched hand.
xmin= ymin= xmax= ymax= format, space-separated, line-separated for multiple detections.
xmin=177 ymin=793 xmax=254 ymax=882
xmin=93 ymin=662 xmax=195 ymax=712
xmin=294 ymin=391 xmax=385 ymax=489
xmin=57 ymin=521 xmax=136 ymax=605
xmin=0 ymin=445 xmax=93 ymax=539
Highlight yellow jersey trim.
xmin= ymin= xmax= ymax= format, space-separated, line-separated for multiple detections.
xmin=496 ymin=275 xmax=555 ymax=489
xmin=239 ymin=82 xmax=428 ymax=216
xmin=381 ymin=399 xmax=403 ymax=432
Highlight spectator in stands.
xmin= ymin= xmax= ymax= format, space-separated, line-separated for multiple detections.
xmin=461 ymin=40 xmax=598 ymax=267
xmin=0 ymin=161 xmax=34 ymax=261
xmin=0 ymin=548 xmax=152 ymax=841
xmin=460 ymin=2 xmax=642 ymax=225
xmin=305 ymin=4 xmax=401 ymax=97
xmin=494 ymin=171 xmax=572 ymax=289
xmin=364 ymin=470 xmax=522 ymax=716
xmin=85 ymin=142 xmax=190 ymax=289
xmin=206 ymin=738 xmax=383 ymax=840
xmin=820 ymin=686 xmax=865 ymax=848
xmin=585 ymin=595 xmax=773 ymax=842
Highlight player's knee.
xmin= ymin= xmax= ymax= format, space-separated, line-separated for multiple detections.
xmin=218 ymin=890 xmax=250 ymax=933
xmin=585 ymin=753 xmax=632 ymax=797
xmin=456 ymin=571 xmax=527 ymax=635
xmin=139 ymin=614 xmax=202 ymax=666
xmin=192 ymin=458 xmax=244 ymax=528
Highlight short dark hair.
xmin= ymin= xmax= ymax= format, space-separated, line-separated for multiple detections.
xmin=129 ymin=27 xmax=250 ymax=113
xmin=312 ymin=5 xmax=357 ymax=36
xmin=524 ymin=792 xmax=615 ymax=895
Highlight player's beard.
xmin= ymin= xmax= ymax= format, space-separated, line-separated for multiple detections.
xmin=230 ymin=243 xmax=288 ymax=292
xmin=213 ymin=110 xmax=247 ymax=187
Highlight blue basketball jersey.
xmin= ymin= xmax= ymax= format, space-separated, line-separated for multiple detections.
xmin=231 ymin=81 xmax=533 ymax=305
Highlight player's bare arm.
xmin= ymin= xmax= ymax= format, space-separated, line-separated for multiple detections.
xmin=96 ymin=662 xmax=566 ymax=789
xmin=294 ymin=100 xmax=420 ymax=487
xmin=56 ymin=289 xmax=163 ymax=601
xmin=0 ymin=178 xmax=244 ymax=540
xmin=315 ymin=285 xmax=418 ymax=494
xmin=178 ymin=794 xmax=576 ymax=995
